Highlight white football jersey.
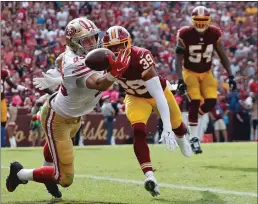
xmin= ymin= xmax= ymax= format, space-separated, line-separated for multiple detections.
xmin=51 ymin=47 xmax=104 ymax=118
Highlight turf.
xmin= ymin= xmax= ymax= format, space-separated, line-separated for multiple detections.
xmin=1 ymin=142 xmax=257 ymax=204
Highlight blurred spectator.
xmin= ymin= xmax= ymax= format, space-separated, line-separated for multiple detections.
xmin=101 ymin=95 xmax=117 ymax=145
xmin=210 ymin=103 xmax=228 ymax=142
xmin=1 ymin=2 xmax=257 ymax=142
xmin=244 ymin=92 xmax=258 ymax=141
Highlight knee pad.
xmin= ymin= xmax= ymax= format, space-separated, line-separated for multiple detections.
xmin=43 ymin=142 xmax=53 ymax=163
xmin=59 ymin=173 xmax=74 ymax=188
xmin=200 ymin=99 xmax=217 ymax=114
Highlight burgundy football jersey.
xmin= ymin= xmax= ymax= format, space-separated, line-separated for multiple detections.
xmin=1 ymin=69 xmax=10 ymax=99
xmin=117 ymin=46 xmax=166 ymax=98
xmin=177 ymin=25 xmax=222 ymax=73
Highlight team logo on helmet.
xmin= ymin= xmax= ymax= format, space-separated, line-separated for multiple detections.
xmin=65 ymin=26 xmax=76 ymax=37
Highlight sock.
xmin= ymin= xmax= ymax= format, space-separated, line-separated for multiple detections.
xmin=17 ymin=169 xmax=34 ymax=181
xmin=189 ymin=125 xmax=198 ymax=139
xmin=33 ymin=166 xmax=56 ymax=184
xmin=145 ymin=171 xmax=154 ymax=178
xmin=133 ymin=123 xmax=153 ymax=174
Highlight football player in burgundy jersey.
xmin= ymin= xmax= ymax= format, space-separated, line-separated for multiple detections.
xmin=1 ymin=69 xmax=27 ymax=148
xmin=103 ymin=26 xmax=192 ymax=197
xmin=175 ymin=6 xmax=236 ymax=154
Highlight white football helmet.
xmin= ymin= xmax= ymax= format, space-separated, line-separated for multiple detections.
xmin=65 ymin=17 xmax=101 ymax=55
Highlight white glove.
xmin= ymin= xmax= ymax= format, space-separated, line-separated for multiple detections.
xmin=33 ymin=72 xmax=62 ymax=90
xmin=159 ymin=129 xmax=178 ymax=151
xmin=17 ymin=85 xmax=26 ymax=91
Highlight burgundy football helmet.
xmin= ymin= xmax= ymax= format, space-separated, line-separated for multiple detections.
xmin=102 ymin=26 xmax=132 ymax=56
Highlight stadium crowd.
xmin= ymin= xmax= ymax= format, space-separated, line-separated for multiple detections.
xmin=1 ymin=2 xmax=257 ymax=142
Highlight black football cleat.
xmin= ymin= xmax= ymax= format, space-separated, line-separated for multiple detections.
xmin=190 ymin=137 xmax=203 ymax=154
xmin=6 ymin=161 xmax=28 ymax=192
xmin=45 ymin=183 xmax=62 ymax=198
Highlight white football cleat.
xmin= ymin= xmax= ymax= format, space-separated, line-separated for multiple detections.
xmin=144 ymin=176 xmax=160 ymax=197
xmin=176 ymin=136 xmax=192 ymax=158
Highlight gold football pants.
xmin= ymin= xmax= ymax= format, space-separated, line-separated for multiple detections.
xmin=183 ymin=68 xmax=218 ymax=100
xmin=125 ymin=87 xmax=182 ymax=129
xmin=40 ymin=101 xmax=81 ymax=187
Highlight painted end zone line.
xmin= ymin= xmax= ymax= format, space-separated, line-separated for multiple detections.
xmin=2 ymin=166 xmax=257 ymax=198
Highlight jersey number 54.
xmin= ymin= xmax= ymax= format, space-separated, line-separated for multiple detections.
xmin=189 ymin=44 xmax=213 ymax=63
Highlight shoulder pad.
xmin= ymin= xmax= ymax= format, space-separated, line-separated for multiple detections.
xmin=209 ymin=25 xmax=222 ymax=38
xmin=177 ymin=26 xmax=192 ymax=38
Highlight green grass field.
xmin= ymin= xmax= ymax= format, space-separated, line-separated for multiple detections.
xmin=1 ymin=143 xmax=257 ymax=204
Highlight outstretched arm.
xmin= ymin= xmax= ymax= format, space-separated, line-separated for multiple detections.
xmin=80 ymin=48 xmax=131 ymax=91
xmin=143 ymin=67 xmax=172 ymax=131
xmin=78 ymin=72 xmax=115 ymax=91
xmin=143 ymin=67 xmax=177 ymax=151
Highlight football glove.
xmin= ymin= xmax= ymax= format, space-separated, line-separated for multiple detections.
xmin=177 ymin=79 xmax=187 ymax=95
xmin=159 ymin=129 xmax=178 ymax=152
xmin=108 ymin=48 xmax=131 ymax=78
xmin=33 ymin=72 xmax=62 ymax=90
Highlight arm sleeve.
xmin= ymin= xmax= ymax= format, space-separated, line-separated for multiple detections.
xmin=145 ymin=76 xmax=172 ymax=130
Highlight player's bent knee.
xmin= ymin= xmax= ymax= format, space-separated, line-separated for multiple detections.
xmin=59 ymin=173 xmax=74 ymax=188
xmin=202 ymin=98 xmax=217 ymax=112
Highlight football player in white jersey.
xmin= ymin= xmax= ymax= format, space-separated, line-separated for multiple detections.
xmin=6 ymin=17 xmax=130 ymax=198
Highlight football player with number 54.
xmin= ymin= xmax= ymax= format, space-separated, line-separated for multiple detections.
xmin=175 ymin=6 xmax=236 ymax=154
xmin=102 ymin=26 xmax=192 ymax=197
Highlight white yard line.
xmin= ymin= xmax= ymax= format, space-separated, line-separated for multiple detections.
xmin=1 ymin=166 xmax=257 ymax=198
